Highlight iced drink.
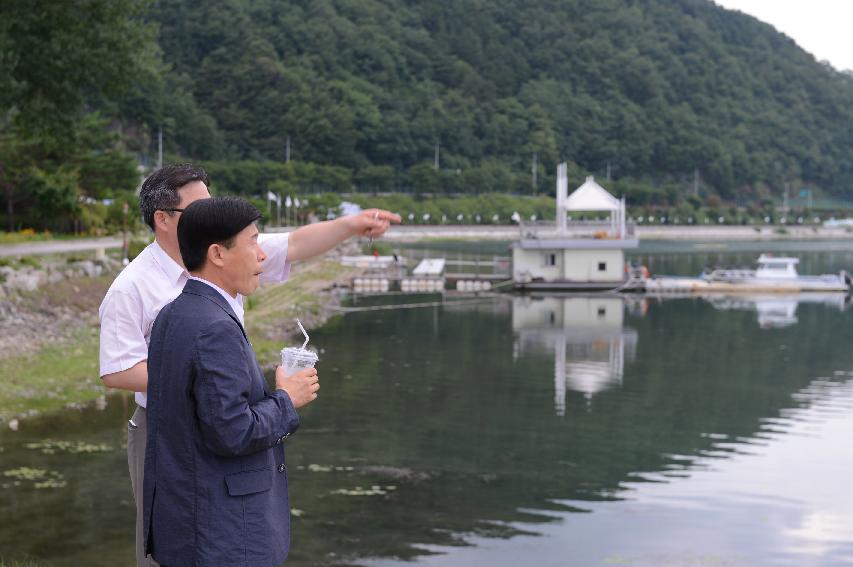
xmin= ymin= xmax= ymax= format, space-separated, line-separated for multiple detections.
xmin=281 ymin=347 xmax=319 ymax=377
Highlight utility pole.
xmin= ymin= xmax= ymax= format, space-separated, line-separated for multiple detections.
xmin=783 ymin=182 xmax=789 ymax=213
xmin=693 ymin=168 xmax=699 ymax=198
xmin=606 ymin=161 xmax=611 ymax=181
xmin=434 ymin=141 xmax=440 ymax=170
xmin=157 ymin=126 xmax=163 ymax=169
xmin=286 ymin=136 xmax=291 ymax=163
xmin=532 ymin=152 xmax=538 ymax=194
xmin=121 ymin=202 xmax=129 ymax=266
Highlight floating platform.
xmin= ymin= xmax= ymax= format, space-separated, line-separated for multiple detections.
xmin=639 ymin=276 xmax=849 ymax=294
xmin=514 ymin=279 xmax=629 ymax=292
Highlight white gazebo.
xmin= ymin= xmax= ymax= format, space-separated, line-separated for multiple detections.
xmin=512 ymin=163 xmax=638 ymax=290
xmin=558 ymin=167 xmax=627 ymax=239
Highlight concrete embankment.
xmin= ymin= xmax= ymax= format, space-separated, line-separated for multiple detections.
xmin=380 ymin=224 xmax=853 ymax=241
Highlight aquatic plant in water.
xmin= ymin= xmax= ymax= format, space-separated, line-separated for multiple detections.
xmin=2 ymin=467 xmax=66 ymax=489
xmin=23 ymin=439 xmax=111 ymax=454
xmin=330 ymin=485 xmax=397 ymax=496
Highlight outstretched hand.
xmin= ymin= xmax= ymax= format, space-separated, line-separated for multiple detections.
xmin=349 ymin=208 xmax=402 ymax=239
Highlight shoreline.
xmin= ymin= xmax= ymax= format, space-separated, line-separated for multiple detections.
xmin=3 ymin=224 xmax=853 ymax=260
xmin=380 ymin=224 xmax=853 ymax=242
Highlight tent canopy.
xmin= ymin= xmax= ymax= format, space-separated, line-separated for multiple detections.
xmin=565 ymin=176 xmax=621 ymax=212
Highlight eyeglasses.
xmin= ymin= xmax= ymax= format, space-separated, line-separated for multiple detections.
xmin=158 ymin=208 xmax=185 ymax=214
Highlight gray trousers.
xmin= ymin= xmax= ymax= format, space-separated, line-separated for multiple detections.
xmin=128 ymin=406 xmax=160 ymax=567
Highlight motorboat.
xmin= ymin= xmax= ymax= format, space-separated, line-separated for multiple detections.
xmin=702 ymin=255 xmax=849 ymax=292
xmin=637 ymin=255 xmax=850 ymax=293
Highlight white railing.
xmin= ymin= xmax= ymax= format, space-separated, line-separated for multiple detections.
xmin=519 ymin=220 xmax=636 ymax=239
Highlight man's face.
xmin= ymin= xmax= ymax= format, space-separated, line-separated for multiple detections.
xmin=158 ymin=181 xmax=211 ymax=237
xmin=220 ymin=223 xmax=267 ymax=296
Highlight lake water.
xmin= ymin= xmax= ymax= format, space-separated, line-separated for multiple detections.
xmin=2 ymin=240 xmax=853 ymax=566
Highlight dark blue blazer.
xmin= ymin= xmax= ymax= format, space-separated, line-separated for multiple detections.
xmin=143 ymin=279 xmax=300 ymax=567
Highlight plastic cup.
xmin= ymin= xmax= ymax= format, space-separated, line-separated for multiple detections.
xmin=281 ymin=347 xmax=319 ymax=377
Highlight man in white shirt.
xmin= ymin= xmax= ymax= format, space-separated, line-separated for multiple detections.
xmin=98 ymin=163 xmax=399 ymax=566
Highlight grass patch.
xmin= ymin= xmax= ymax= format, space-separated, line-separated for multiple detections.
xmin=246 ymin=259 xmax=355 ymax=360
xmin=0 ymin=230 xmax=55 ymax=245
xmin=0 ymin=327 xmax=102 ymax=422
xmin=0 ymin=256 xmax=41 ymax=269
xmin=361 ymin=241 xmax=394 ymax=255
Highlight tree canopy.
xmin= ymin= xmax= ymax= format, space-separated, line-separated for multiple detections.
xmin=0 ymin=0 xmax=154 ymax=231
xmin=146 ymin=0 xmax=853 ymax=199
xmin=4 ymin=0 xmax=853 ymax=232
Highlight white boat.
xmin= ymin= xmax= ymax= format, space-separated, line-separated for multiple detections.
xmin=638 ymin=255 xmax=850 ymax=293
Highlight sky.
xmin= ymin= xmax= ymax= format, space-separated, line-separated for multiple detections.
xmin=713 ymin=0 xmax=853 ymax=71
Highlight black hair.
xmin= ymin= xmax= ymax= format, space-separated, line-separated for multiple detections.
xmin=139 ymin=164 xmax=210 ymax=231
xmin=178 ymin=197 xmax=262 ymax=272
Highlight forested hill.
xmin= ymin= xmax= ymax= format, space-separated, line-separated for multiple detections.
xmin=144 ymin=0 xmax=853 ymax=198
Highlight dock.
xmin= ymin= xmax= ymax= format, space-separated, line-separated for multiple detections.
xmin=349 ymin=254 xmax=511 ymax=294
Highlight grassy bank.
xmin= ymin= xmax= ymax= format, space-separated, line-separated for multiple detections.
xmin=246 ymin=257 xmax=357 ymax=362
xmin=0 ymin=253 xmax=357 ymax=423
xmin=0 ymin=328 xmax=102 ymax=422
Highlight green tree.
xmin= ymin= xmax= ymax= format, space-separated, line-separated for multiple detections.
xmin=0 ymin=0 xmax=155 ymax=230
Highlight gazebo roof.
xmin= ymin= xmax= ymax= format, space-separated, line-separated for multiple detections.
xmin=565 ymin=176 xmax=620 ymax=212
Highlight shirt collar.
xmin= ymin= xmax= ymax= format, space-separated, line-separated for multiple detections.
xmin=188 ymin=276 xmax=245 ymax=326
xmin=151 ymin=240 xmax=188 ymax=285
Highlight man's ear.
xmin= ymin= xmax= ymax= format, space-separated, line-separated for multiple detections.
xmin=153 ymin=210 xmax=169 ymax=233
xmin=207 ymin=243 xmax=226 ymax=268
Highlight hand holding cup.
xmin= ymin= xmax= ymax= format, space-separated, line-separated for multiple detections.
xmin=276 ymin=366 xmax=319 ymax=409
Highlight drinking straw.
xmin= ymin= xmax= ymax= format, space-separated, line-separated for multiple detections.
xmin=297 ymin=318 xmax=309 ymax=349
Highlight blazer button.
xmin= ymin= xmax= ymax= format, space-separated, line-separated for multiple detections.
xmin=278 ymin=464 xmax=286 ymax=473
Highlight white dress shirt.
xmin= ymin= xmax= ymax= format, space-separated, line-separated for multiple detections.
xmin=98 ymin=233 xmax=291 ymax=407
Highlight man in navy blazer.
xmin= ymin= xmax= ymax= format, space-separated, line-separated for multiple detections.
xmin=143 ymin=197 xmax=319 ymax=566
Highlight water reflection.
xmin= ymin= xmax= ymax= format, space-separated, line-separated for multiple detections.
xmin=4 ymin=279 xmax=853 ymax=566
xmin=512 ymin=295 xmax=637 ymax=414
xmin=700 ymin=293 xmax=849 ymax=329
